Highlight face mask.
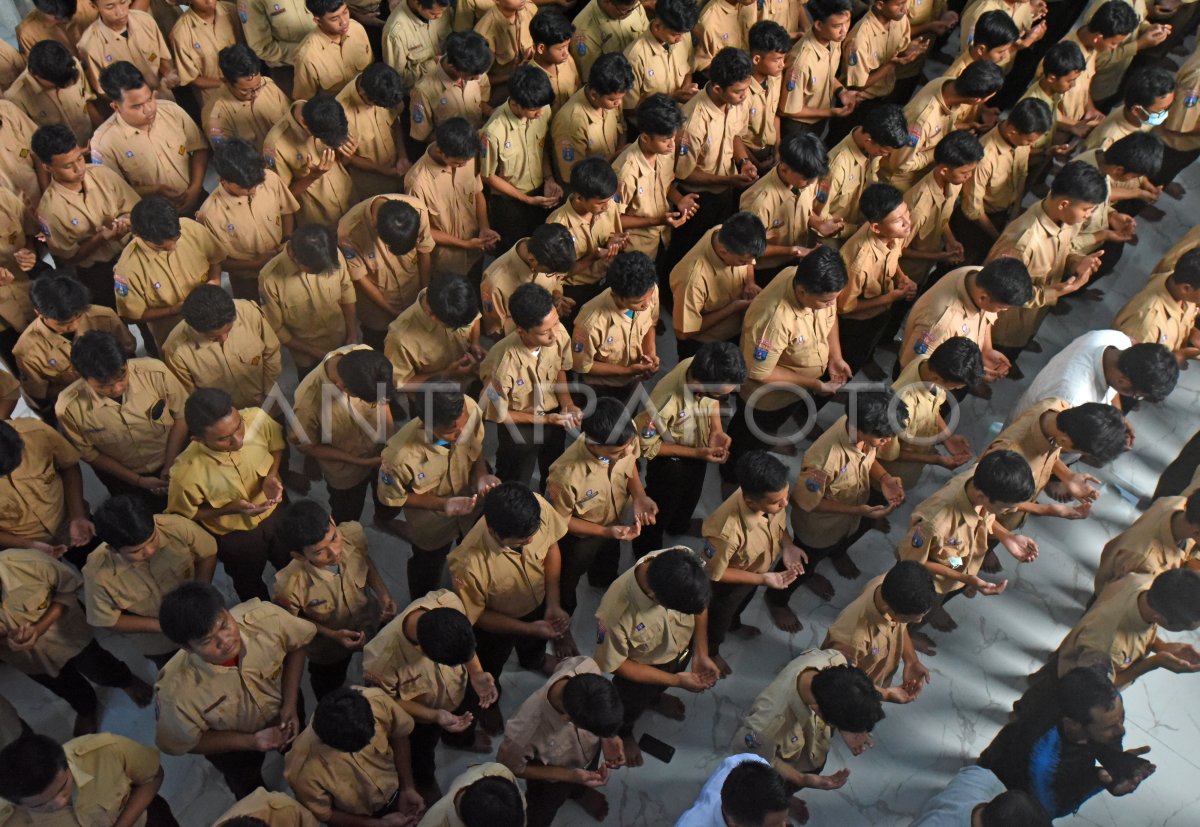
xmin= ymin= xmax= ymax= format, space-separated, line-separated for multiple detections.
xmin=432 ymin=438 xmax=451 ymax=448
xmin=1145 ymin=108 xmax=1169 ymax=126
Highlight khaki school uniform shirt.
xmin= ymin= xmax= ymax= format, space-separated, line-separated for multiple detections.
xmin=236 ymin=0 xmax=315 ymax=68
xmin=497 ymin=656 xmax=603 ymax=774
xmin=1114 ymin=271 xmax=1199 ymax=352
xmin=675 ymin=88 xmax=747 ymax=194
xmin=819 ymin=132 xmax=879 ymax=238
xmin=36 ymin=165 xmax=140 ymax=270
xmin=166 ymin=407 xmax=285 ymax=535
xmin=202 ymin=79 xmax=292 ymax=151
xmin=170 ymin=4 xmax=242 ymax=110
xmin=741 ymin=169 xmax=818 ymax=267
xmin=623 ymin=30 xmax=693 ymax=111
xmin=82 ymin=513 xmax=217 ymax=656
xmin=14 ymin=306 xmax=135 ymax=402
xmin=404 ymin=150 xmax=484 ymax=275
xmin=634 ymin=357 xmax=715 ymax=459
xmin=612 ymin=142 xmax=673 ymax=257
xmin=670 ymin=226 xmax=753 ymax=344
xmin=1161 ymin=48 xmax=1200 ymax=153
xmin=825 ymin=576 xmax=905 ymax=687
xmin=0 ymin=548 xmax=91 ymax=676
xmin=571 ymin=287 xmax=656 ymax=383
xmin=961 ymin=126 xmax=1029 ymax=221
xmin=215 ymin=789 xmax=319 ymax=827
xmin=476 ymin=5 xmax=534 ymax=90
xmin=0 ymin=100 xmax=40 ymax=208
xmin=0 ymin=37 xmax=24 ymax=89
xmin=3 ymin=59 xmax=97 ymax=144
xmin=16 ymin=10 xmax=92 ymax=59
xmin=480 ymin=102 xmax=549 ymax=195
xmin=792 ymin=416 xmax=876 ymax=547
xmin=901 ymin=172 xmax=960 ymax=282
xmin=410 ymin=64 xmax=491 ymax=142
xmin=593 ymin=548 xmax=696 ymax=671
xmin=570 ymin=0 xmax=649 ymax=78
xmin=479 ymin=326 xmax=572 ymax=419
xmin=839 ymin=224 xmax=903 ymax=320
xmin=286 ymin=687 xmax=415 ymax=820
xmin=258 ymin=247 xmax=355 ymax=367
xmin=531 ymin=60 xmax=579 ymax=115
xmin=844 ymin=11 xmax=911 ymax=99
xmin=78 ymin=11 xmax=173 ymax=98
xmin=1056 ymin=573 xmax=1156 ymax=679
xmin=551 ymin=88 xmax=624 ymax=183
xmin=0 ymin=419 xmax=79 ymax=547
xmin=55 ymin=357 xmax=187 ymax=475
xmin=897 ymin=475 xmax=995 ymax=593
xmin=694 ymin=0 xmax=747 ymax=72
xmin=362 ymin=589 xmax=470 ymax=708
xmin=899 ymin=266 xmax=994 ymax=367
xmin=196 ymin=171 xmax=299 ymax=265
xmin=417 ymin=764 xmax=520 ymax=827
xmin=91 ymin=103 xmax=206 ymax=199
xmin=155 ymin=598 xmax=317 ymax=754
xmin=292 ymin=22 xmax=373 ymax=101
xmin=1084 ymin=106 xmax=1146 ymax=152
xmin=1094 ymin=495 xmax=1197 ymax=596
xmin=1037 ymin=29 xmax=1095 ymax=123
xmin=546 ymin=435 xmax=638 ymax=527
xmin=1072 ymin=148 xmax=1115 ymax=254
xmin=961 ymin=0 xmax=1033 ymax=68
xmin=384 ymin=290 xmax=478 ymax=386
xmin=338 ymin=79 xmax=405 ymax=198
xmin=547 ymin=200 xmax=623 ymax=287
xmin=781 ymin=32 xmax=840 ymax=124
xmin=448 ymin=494 xmax=569 ymax=622
xmin=382 ymin=5 xmax=452 ymax=90
xmin=702 ymin=490 xmax=787 ymax=579
xmin=263 ymin=105 xmax=355 ymax=226
xmin=377 ymin=399 xmax=484 ymax=551
xmin=742 ymin=74 xmax=781 ymax=152
xmin=161 ymin=299 xmax=282 ymax=408
xmin=1017 ymin=79 xmax=1063 ymax=153
xmin=983 ymin=397 xmax=1069 ymax=497
xmin=480 ymin=245 xmax=565 ymax=336
xmin=738 ymin=649 xmax=845 ymax=772
xmin=886 ymin=79 xmax=963 ymax=191
xmin=0 ymin=734 xmax=161 ymax=827
xmin=881 ymin=355 xmax=947 ymax=489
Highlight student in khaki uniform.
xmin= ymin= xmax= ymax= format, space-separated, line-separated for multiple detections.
xmin=621 ymin=0 xmax=698 ymax=120
xmin=1156 ymin=46 xmax=1200 ymax=188
xmin=497 ymin=657 xmax=625 ymax=827
xmin=702 ymin=452 xmax=806 ymax=675
xmin=114 ymin=197 xmax=224 ymax=350
xmin=84 ymin=495 xmax=217 ymax=668
xmin=0 ymin=98 xmax=41 ymax=211
xmin=0 ymin=733 xmax=174 ymax=827
xmin=161 ymin=284 xmax=283 ymax=408
xmin=593 ymin=547 xmax=718 ymax=766
xmin=741 ymin=22 xmax=789 ymax=170
xmin=259 ymin=223 xmax=357 ymax=376
xmin=693 ymin=0 xmax=756 ymax=72
xmin=1040 ymin=6 xmax=1136 ymax=141
xmin=92 ymin=63 xmax=209 ymax=215
xmin=168 ymin=0 xmax=242 ymax=110
xmin=960 ymin=0 xmax=1042 ymax=73
xmin=546 ymin=399 xmax=658 ymax=617
xmin=291 ymin=0 xmax=372 ymax=101
xmin=731 ymin=652 xmax=883 ymax=821
xmin=1070 ymin=136 xmax=1153 ymax=278
xmin=475 ymin=0 xmax=535 ymax=104
xmin=448 ymin=482 xmax=571 ymax=687
xmin=0 ymin=374 xmax=22 ymax=421
xmin=418 ymin=764 xmax=525 ymax=827
xmin=550 ymin=53 xmax=632 ymax=185
xmin=78 ymin=2 xmax=179 ymax=99
xmin=166 ymin=389 xmax=289 ymax=600
xmin=56 ymin=334 xmax=188 ymax=505
xmin=897 ymin=0 xmax=957 ymax=100
xmin=3 ymin=42 xmax=103 ymax=145
xmin=986 ymin=161 xmax=1107 ymax=375
xmin=384 ymin=276 xmax=483 ymax=392
xmin=1093 ymin=491 xmax=1200 ymax=598
xmin=31 ymin=125 xmax=141 ymax=312
xmin=570 ymin=0 xmax=648 ymax=79
xmin=198 ymin=137 xmax=300 ymax=300
xmin=824 ymin=561 xmax=936 ymax=703
xmin=479 ymin=283 xmax=580 ymax=485
xmin=669 ymin=213 xmax=765 ymax=360
xmin=155 ymin=582 xmax=317 ymax=799
xmin=813 ymin=104 xmax=909 ymax=240
xmin=1017 ymin=41 xmax=1083 ymax=168
xmin=409 ymin=31 xmax=494 ymax=142
xmin=842 ymin=0 xmax=926 ymax=104
xmin=547 ymin=158 xmax=628 ymax=313
xmin=362 ymin=591 xmax=498 ymax=791
xmin=202 ymin=44 xmax=293 ymax=151
xmin=529 ymin=8 xmax=579 ymax=115
xmin=215 ymin=789 xmax=320 ymax=827
xmin=0 ymin=39 xmax=22 ymax=88
xmin=263 ymin=94 xmax=357 ymax=226
xmin=898 ymin=132 xmax=983 ymax=289
xmin=17 ymin=2 xmax=98 ymax=59
xmin=0 ymin=188 xmax=35 ymax=372
xmin=382 ymin=0 xmax=453 ymax=91
xmin=481 ymin=224 xmax=577 ymax=338
xmin=405 ymin=118 xmax=499 ymax=277
xmin=338 ymin=64 xmax=411 ymax=199
xmin=1114 ymin=249 xmax=1200 ymax=366
xmin=939 ymin=10 xmax=1016 ymax=128
xmin=237 ymin=0 xmax=315 ymax=69
xmin=0 ymin=547 xmax=153 ymax=735
xmin=274 ymin=501 xmax=397 ymax=698
xmin=570 ymin=252 xmax=659 ymax=398
xmin=285 ymin=686 xmax=423 ymax=824
xmin=14 ymin=275 xmax=137 ymax=414
xmin=480 ymin=64 xmax=564 ymax=256
xmin=779 ymin=0 xmax=857 ymax=141
xmin=290 ymin=347 xmax=396 ymax=522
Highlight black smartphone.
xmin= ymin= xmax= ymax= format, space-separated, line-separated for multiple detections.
xmin=638 ymin=733 xmax=676 ymax=763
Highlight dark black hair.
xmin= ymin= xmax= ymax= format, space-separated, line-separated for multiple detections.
xmin=1008 ymin=97 xmax=1054 ymax=135
xmin=881 ymin=560 xmax=937 ymax=616
xmin=312 ymin=686 xmax=377 ymax=753
xmin=973 ymin=449 xmax=1036 ymax=504
xmin=780 ymin=131 xmax=829 ymax=179
xmin=655 ymin=0 xmax=700 ymax=33
xmin=213 ymin=137 xmax=267 ymax=188
xmin=862 ymin=104 xmax=910 ymax=149
xmin=721 ymin=761 xmax=790 ymax=825
xmin=130 ymin=195 xmax=181 ymax=245
xmin=636 ymin=93 xmax=685 ymax=138
xmin=425 ymin=388 xmax=467 ymax=428
xmin=444 ymin=30 xmax=493 ymax=76
xmin=376 ymin=199 xmax=420 ymax=256
xmin=587 ymin=52 xmax=634 ymax=96
xmin=184 ymin=387 xmax=235 ymax=439
xmin=1123 ymin=64 xmax=1176 ymax=110
xmin=933 ymin=129 xmax=984 ymax=168
xmin=808 ymin=0 xmax=853 ymax=22
xmin=290 ymin=223 xmax=340 ymax=274
xmin=1105 ymin=131 xmax=1164 ymax=179
xmin=793 ymin=244 xmax=848 ymax=294
xmin=307 ymin=0 xmax=348 ymax=15
xmin=301 ymin=94 xmax=350 ymax=146
xmin=509 ymin=63 xmax=555 ymax=109
xmin=1088 ymin=0 xmax=1139 ymax=38
xmin=218 ymin=43 xmax=264 ymax=84
xmin=278 ymin=499 xmax=333 ymax=553
xmin=717 ymin=212 xmax=767 ymax=258
xmin=31 ymin=123 xmax=78 ymax=164
xmin=811 ymin=664 xmax=885 ymax=733
xmin=527 ymin=224 xmax=577 ymax=273
xmin=980 ymin=790 xmax=1052 ymax=827
xmin=509 ymin=283 xmax=556 ymax=330
xmin=70 ymin=330 xmax=127 ymax=381
xmin=0 ymin=734 xmax=68 ymax=803
xmin=182 ymin=283 xmax=237 ymax=332
xmin=219 ymin=820 xmax=269 ymax=827
xmin=975 ymin=258 xmax=1033 ymax=306
xmin=1116 ymin=343 xmax=1178 ymax=403
xmin=955 ymin=59 xmax=1005 ymax=99
xmin=427 ymin=274 xmax=480 ymax=328
xmin=93 ymin=495 xmax=157 ymax=549
xmin=530 ymin=7 xmax=574 ymax=47
xmin=708 ymin=47 xmax=753 ymax=89
xmin=0 ymin=422 xmax=21 ymax=477
xmin=859 ymin=182 xmax=904 ymax=223
xmin=435 ymin=117 xmax=480 ymax=160
xmin=562 ymin=673 xmax=624 ymax=737
xmin=1057 ymin=666 xmax=1119 ymax=726
xmin=415 ymin=607 xmax=477 ymax=664
xmin=359 ymin=62 xmax=405 ymax=108
xmin=458 ymin=777 xmax=524 ymax=827
xmin=1056 ymin=402 xmax=1128 ymax=463
xmin=971 ymin=9 xmax=1020 ymax=49
xmin=749 ymin=20 xmax=791 ymax=55
xmin=1175 ymin=248 xmax=1200 ymax=288
xmin=690 ymin=341 xmax=747 ymax=385
xmin=33 ymin=0 xmax=77 ymax=17
xmin=736 ymin=450 xmax=789 ymax=499
xmin=484 ymin=481 xmax=542 ymax=539
xmin=1146 ymin=568 xmax=1200 ymax=628
xmin=159 ymin=581 xmax=226 ymax=646
xmin=570 ymin=156 xmax=618 ymax=200
xmin=1042 ymin=40 xmax=1087 ymax=77
xmin=31 ymin=273 xmax=90 ymax=321
xmin=27 ymin=40 xmax=77 ymax=87
xmin=606 ymin=251 xmax=657 ymax=299
xmin=98 ymin=60 xmax=147 ymax=103
xmin=927 ymin=336 xmax=984 ymax=388
xmin=338 ymin=348 xmax=394 ymax=401
xmin=645 ymin=548 xmax=711 ymax=614
xmin=853 ymin=389 xmax=907 ymax=438
xmin=581 ymin=397 xmax=636 ymax=446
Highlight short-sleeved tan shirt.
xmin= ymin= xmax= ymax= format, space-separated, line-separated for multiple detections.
xmin=781 ymin=32 xmax=841 ymax=123
xmin=259 ymin=247 xmax=355 ymax=367
xmin=633 ymin=358 xmax=717 ymax=459
xmin=362 ymin=589 xmax=471 ymax=708
xmin=551 ymin=88 xmax=624 ymax=182
xmin=237 ymin=0 xmax=314 ymax=67
xmin=792 ymin=416 xmax=876 ymax=547
xmin=337 ymin=81 xmax=406 ymax=198
xmin=202 ymin=79 xmax=292 ymax=151
xmin=263 ymin=104 xmax=355 ymax=226
xmin=824 ymin=576 xmax=905 ymax=687
xmin=593 ymin=548 xmax=697 ymax=672
xmin=36 ymin=165 xmax=140 ymax=269
xmin=382 ymin=4 xmax=452 ymax=90
xmin=623 ymin=30 xmax=693 ymax=111
xmin=0 ymin=548 xmax=91 ymax=676
xmin=702 ymin=489 xmax=788 ymax=580
xmin=480 ymin=102 xmax=549 ymax=195
xmin=410 ymin=64 xmax=491 ymax=142
xmin=742 ymin=74 xmax=781 ymax=152
xmin=740 ymin=169 xmax=818 ymax=267
xmin=170 ymin=4 xmax=242 ymax=110
xmin=818 ymin=132 xmax=879 ymax=238
xmin=479 ymin=326 xmax=573 ymax=419
xmin=14 ymin=306 xmax=135 ymax=402
xmin=476 ymin=5 xmax=535 ymax=89
xmin=384 ymin=289 xmax=478 ymax=387
xmin=292 ymin=22 xmax=373 ymax=101
xmin=1161 ymin=48 xmax=1200 ymax=153
xmin=16 ymin=10 xmax=95 ymax=59
xmin=897 ymin=475 xmax=994 ymax=593
xmin=215 ymin=789 xmax=320 ymax=827
xmin=983 ymin=397 xmax=1069 ymax=497
xmin=546 ymin=435 xmax=638 ymax=527
xmin=0 ymin=100 xmax=41 ymax=208
xmin=417 ymin=763 xmax=521 ymax=827
xmin=0 ymin=419 xmax=80 ymax=546
xmin=838 ymin=224 xmax=903 ymax=320
xmin=1114 ymin=271 xmax=1199 ymax=352
xmin=91 ymin=103 xmax=207 ymax=199
xmin=611 ymin=141 xmax=673 ymax=256
xmin=899 ymin=266 xmax=995 ymax=367
xmin=531 ymin=59 xmax=579 ymax=115
xmin=480 ymin=244 xmax=566 ymax=336
xmin=570 ymin=287 xmax=656 ymax=383
xmin=881 ymin=355 xmax=948 ymax=488
xmin=547 ymin=200 xmax=623 ymax=286
xmin=738 ymin=649 xmax=845 ymax=772
xmin=404 ymin=149 xmax=484 ymax=274
xmin=497 ymin=656 xmax=603 ymax=774
xmin=155 ymin=599 xmax=317 ymax=754
xmin=669 ymin=226 xmax=753 ymax=344
xmin=885 ymin=79 xmax=963 ymax=190
xmin=78 ymin=11 xmax=173 ymax=96
xmin=693 ymin=0 xmax=747 ymax=72
xmin=3 ymin=59 xmax=97 ymax=143
xmin=674 ymin=88 xmax=748 ymax=194
xmin=844 ymin=11 xmax=911 ymax=99
xmin=1094 ymin=495 xmax=1197 ymax=596
xmin=1056 ymin=573 xmax=1156 ymax=680
xmin=961 ymin=0 xmax=1032 ymax=67
xmin=196 ymin=172 xmax=299 ymax=266
xmin=569 ymin=0 xmax=648 ymax=78
xmin=961 ymin=126 xmax=1029 ymax=221
xmin=901 ymin=172 xmax=960 ymax=282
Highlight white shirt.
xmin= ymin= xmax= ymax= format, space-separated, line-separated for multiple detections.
xmin=1011 ymin=330 xmax=1131 ymax=422
xmin=674 ymin=753 xmax=771 ymax=827
xmin=909 ymin=765 xmax=1006 ymax=826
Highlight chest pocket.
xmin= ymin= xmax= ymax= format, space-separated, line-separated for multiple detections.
xmin=627 ymin=616 xmax=664 ymax=654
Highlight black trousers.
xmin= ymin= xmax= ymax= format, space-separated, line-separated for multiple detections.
xmin=214 ymin=504 xmax=292 ymax=601
xmin=474 ymin=605 xmax=548 ymax=682
xmin=207 ymin=749 xmax=266 ymax=800
xmin=1152 ymin=144 xmax=1200 ymax=189
xmin=489 ymin=191 xmax=552 ymax=257
xmin=72 ymin=257 xmax=120 ymax=311
xmin=29 ymin=638 xmax=136 ymax=716
xmin=1154 ymin=427 xmax=1200 ymax=500
xmin=407 ymin=541 xmax=453 ymax=601
xmin=706 ymin=579 xmax=757 ymax=655
xmin=559 ymin=281 xmax=606 ymax=331
xmin=494 ymin=422 xmax=567 ymax=488
xmin=663 ymin=189 xmax=734 ymax=275
xmin=838 ymin=313 xmax=890 ymax=376
xmin=523 ymin=754 xmax=602 ymax=827
xmin=328 ymin=474 xmax=402 ymax=525
xmin=613 ymin=651 xmax=690 ymax=736
xmin=93 ymin=465 xmax=168 ymax=513
xmin=633 ymin=456 xmax=708 ymax=557
xmin=721 ymin=394 xmax=820 ymax=484
xmin=558 ymin=533 xmax=620 ymax=615
xmin=407 ymin=687 xmax=481 ymax=788
xmin=309 ymin=655 xmax=353 ymax=701
xmin=764 ymin=521 xmax=872 ymax=607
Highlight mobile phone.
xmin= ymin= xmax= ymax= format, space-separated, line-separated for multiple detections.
xmin=638 ymin=733 xmax=676 ymax=763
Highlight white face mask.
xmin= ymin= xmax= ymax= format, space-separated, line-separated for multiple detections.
xmin=1144 ymin=108 xmax=1169 ymax=126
